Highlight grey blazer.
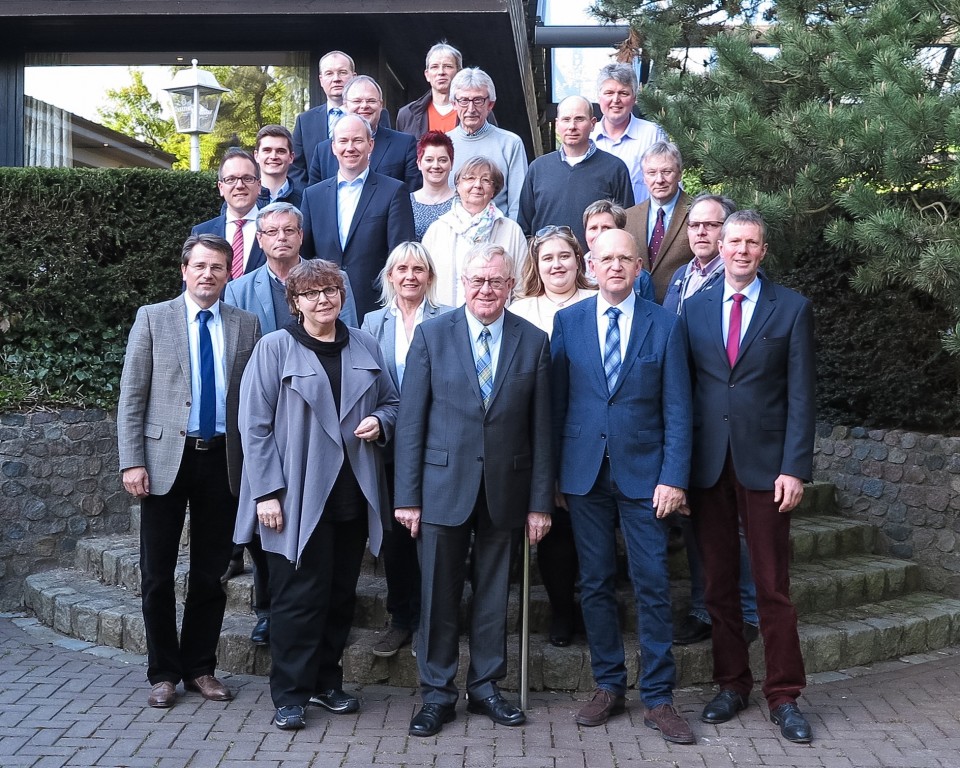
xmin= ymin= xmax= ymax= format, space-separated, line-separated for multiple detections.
xmin=393 ymin=307 xmax=554 ymax=529
xmin=117 ymin=295 xmax=261 ymax=496
xmin=360 ymin=300 xmax=454 ymax=389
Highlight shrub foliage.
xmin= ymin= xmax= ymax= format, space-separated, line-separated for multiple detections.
xmin=0 ymin=168 xmax=220 ymax=409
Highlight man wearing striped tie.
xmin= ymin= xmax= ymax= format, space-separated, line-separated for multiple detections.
xmin=191 ymin=148 xmax=266 ymax=278
xmin=551 ymin=228 xmax=694 ymax=743
xmin=393 ymin=243 xmax=553 ymax=738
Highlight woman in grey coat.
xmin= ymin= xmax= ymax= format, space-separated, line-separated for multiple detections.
xmin=235 ymin=259 xmax=399 ymax=731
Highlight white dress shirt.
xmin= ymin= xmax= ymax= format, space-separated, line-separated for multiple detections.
xmin=390 ymin=299 xmax=426 ymax=389
xmin=595 ymin=291 xmax=636 ymax=362
xmin=465 ymin=308 xmax=506 ymax=385
xmin=722 ymin=276 xmax=762 ymax=347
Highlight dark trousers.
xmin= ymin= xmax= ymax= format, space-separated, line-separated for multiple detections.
xmin=536 ymin=506 xmax=578 ymax=631
xmin=417 ymin=486 xmax=515 ymax=706
xmin=265 ymin=514 xmax=368 ymax=708
xmin=139 ymin=443 xmax=237 ymax=685
xmin=382 ymin=468 xmax=420 ymax=632
xmin=231 ymin=537 xmax=271 ymax=616
xmin=691 ymin=451 xmax=806 ymax=708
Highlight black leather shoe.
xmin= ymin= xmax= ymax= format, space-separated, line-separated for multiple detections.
xmin=674 ymin=615 xmax=712 ymax=645
xmin=701 ymin=689 xmax=749 ymax=724
xmin=770 ymin=702 xmax=812 ymax=743
xmin=250 ymin=616 xmax=270 ymax=646
xmin=549 ymin=613 xmax=574 ymax=647
xmin=308 ymin=688 xmax=359 ymax=714
xmin=743 ymin=622 xmax=760 ymax=644
xmin=466 ymin=691 xmax=526 ymax=726
xmin=409 ymin=703 xmax=456 ymax=737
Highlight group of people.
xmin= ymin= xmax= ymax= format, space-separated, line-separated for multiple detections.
xmin=116 ymin=41 xmax=817 ymax=749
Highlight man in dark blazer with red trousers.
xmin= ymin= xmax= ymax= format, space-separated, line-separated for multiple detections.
xmin=680 ymin=209 xmax=816 ymax=744
xmin=299 ymin=114 xmax=415 ymax=320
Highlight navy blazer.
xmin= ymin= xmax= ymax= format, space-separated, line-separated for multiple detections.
xmin=680 ymin=278 xmax=816 ymax=490
xmin=551 ymin=294 xmax=692 ymax=499
xmin=222 ymin=261 xmax=359 ymax=333
xmin=307 ymin=126 xmax=420 ymax=192
xmin=290 ymin=104 xmax=392 ymax=188
xmin=393 ymin=307 xmax=554 ymax=529
xmin=299 ymin=171 xmax=416 ymax=320
xmin=191 ymin=215 xmax=266 ymax=274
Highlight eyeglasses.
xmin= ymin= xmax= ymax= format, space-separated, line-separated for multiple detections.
xmin=346 ymin=98 xmax=381 ymax=107
xmin=321 ymin=68 xmax=351 ymax=79
xmin=535 ymin=225 xmax=574 ymax=239
xmin=464 ymin=276 xmax=510 ymax=291
xmin=219 ymin=175 xmax=259 ymax=186
xmin=454 ymin=96 xmax=489 ymax=108
xmin=258 ymin=227 xmax=301 ymax=238
xmin=460 ymin=174 xmax=495 ymax=187
xmin=297 ymin=286 xmax=340 ymax=302
xmin=594 ymin=254 xmax=637 ymax=267
xmin=687 ymin=220 xmax=724 ymax=231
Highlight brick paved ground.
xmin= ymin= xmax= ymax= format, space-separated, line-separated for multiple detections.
xmin=2 ymin=612 xmax=959 ymax=768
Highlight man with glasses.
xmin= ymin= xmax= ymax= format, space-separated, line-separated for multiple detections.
xmin=394 ymin=243 xmax=552 ymax=737
xmin=447 ymin=67 xmax=527 ymax=219
xmin=307 ymin=75 xmax=419 ymax=192
xmin=290 ymin=50 xmax=392 ymax=188
xmin=191 ymin=148 xmax=266 ymax=279
xmin=624 ymin=141 xmax=694 ymax=303
xmin=118 ymin=234 xmax=260 ymax=709
xmin=518 ymin=95 xmax=634 ymax=250
xmin=300 ymin=114 xmax=415 ymax=319
xmin=551 ymin=229 xmax=694 ymax=743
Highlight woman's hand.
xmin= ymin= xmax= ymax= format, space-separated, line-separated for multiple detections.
xmin=257 ymin=498 xmax=284 ymax=533
xmin=354 ymin=416 xmax=381 ymax=442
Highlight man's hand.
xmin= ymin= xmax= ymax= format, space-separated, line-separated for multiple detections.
xmin=257 ymin=498 xmax=284 ymax=533
xmin=122 ymin=467 xmax=150 ymax=498
xmin=395 ymin=507 xmax=422 ymax=538
xmin=774 ymin=474 xmax=804 ymax=513
xmin=526 ymin=512 xmax=552 ymax=545
xmin=354 ymin=416 xmax=381 ymax=442
xmin=652 ymin=484 xmax=685 ymax=519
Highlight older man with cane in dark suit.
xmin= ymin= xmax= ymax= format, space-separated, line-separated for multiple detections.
xmin=393 ymin=242 xmax=553 ymax=738
xmin=681 ymin=210 xmax=816 ymax=743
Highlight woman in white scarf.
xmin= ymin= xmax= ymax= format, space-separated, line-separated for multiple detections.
xmin=422 ymin=156 xmax=527 ymax=307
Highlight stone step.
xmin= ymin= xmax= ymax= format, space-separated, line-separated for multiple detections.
xmin=22 ymin=568 xmax=960 ymax=689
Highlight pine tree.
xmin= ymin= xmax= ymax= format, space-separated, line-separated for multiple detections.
xmin=594 ymin=0 xmax=960 ymax=353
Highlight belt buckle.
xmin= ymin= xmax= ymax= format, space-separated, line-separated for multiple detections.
xmin=194 ymin=438 xmax=211 ymax=451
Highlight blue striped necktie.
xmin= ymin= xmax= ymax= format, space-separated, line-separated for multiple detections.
xmin=603 ymin=307 xmax=622 ymax=393
xmin=476 ymin=327 xmax=493 ymax=409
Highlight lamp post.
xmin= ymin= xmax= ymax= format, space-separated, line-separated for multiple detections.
xmin=163 ymin=59 xmax=230 ymax=171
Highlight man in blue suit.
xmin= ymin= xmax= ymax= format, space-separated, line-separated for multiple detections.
xmin=300 ymin=114 xmax=416 ymax=320
xmin=191 ymin=148 xmax=266 ymax=278
xmin=290 ymin=50 xmax=391 ymax=189
xmin=307 ymin=75 xmax=419 ymax=192
xmin=551 ymin=228 xmax=694 ymax=743
xmin=681 ymin=210 xmax=816 ymax=744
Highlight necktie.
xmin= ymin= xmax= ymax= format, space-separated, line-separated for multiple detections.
xmin=726 ymin=293 xmax=745 ymax=368
xmin=648 ymin=207 xmax=666 ymax=267
xmin=197 ymin=310 xmax=216 ymax=440
xmin=476 ymin=327 xmax=493 ymax=409
xmin=328 ymin=107 xmax=343 ymax=138
xmin=230 ymin=219 xmax=245 ymax=279
xmin=603 ymin=307 xmax=622 ymax=393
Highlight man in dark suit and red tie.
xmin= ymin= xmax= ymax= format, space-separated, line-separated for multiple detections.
xmin=680 ymin=209 xmax=816 ymax=743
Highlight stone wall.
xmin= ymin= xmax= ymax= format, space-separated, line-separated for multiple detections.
xmin=0 ymin=409 xmax=128 ymax=610
xmin=814 ymin=423 xmax=960 ymax=596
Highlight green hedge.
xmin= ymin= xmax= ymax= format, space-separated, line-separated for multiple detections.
xmin=1 ymin=168 xmax=958 ymax=428
xmin=0 ymin=168 xmax=221 ymax=409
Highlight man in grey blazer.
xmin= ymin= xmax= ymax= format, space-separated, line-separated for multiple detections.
xmin=393 ymin=243 xmax=553 ymax=737
xmin=117 ymin=234 xmax=260 ymax=709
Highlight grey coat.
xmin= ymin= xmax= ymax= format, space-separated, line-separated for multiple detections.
xmin=234 ymin=327 xmax=400 ymax=563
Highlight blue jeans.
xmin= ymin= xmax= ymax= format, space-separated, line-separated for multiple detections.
xmin=681 ymin=516 xmax=758 ymax=625
xmin=567 ymin=460 xmax=675 ymax=707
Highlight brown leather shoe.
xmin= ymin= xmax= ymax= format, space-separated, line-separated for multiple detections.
xmin=644 ymin=703 xmax=696 ymax=744
xmin=575 ymin=688 xmax=626 ymax=726
xmin=147 ymin=681 xmax=176 ymax=708
xmin=184 ymin=674 xmax=233 ymax=701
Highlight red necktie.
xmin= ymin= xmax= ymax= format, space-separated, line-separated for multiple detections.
xmin=726 ymin=293 xmax=744 ymax=368
xmin=648 ymin=208 xmax=665 ymax=267
xmin=231 ymin=219 xmax=245 ymax=279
